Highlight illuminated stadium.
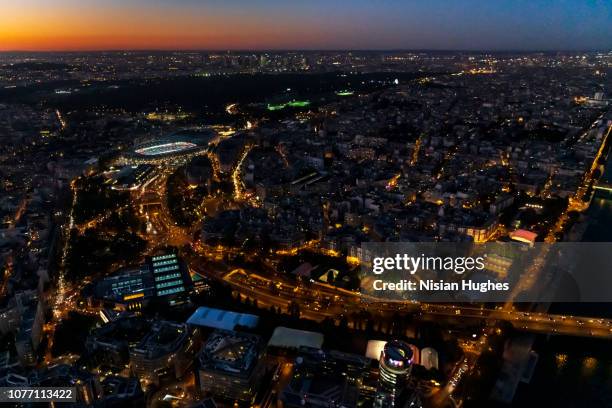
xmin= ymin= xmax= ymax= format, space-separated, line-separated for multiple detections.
xmin=135 ymin=141 xmax=198 ymax=156
xmin=123 ymin=129 xmax=215 ymax=164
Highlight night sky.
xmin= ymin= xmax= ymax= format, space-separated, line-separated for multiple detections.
xmin=1 ymin=0 xmax=611 ymax=51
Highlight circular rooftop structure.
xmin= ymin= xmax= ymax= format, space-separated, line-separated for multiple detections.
xmin=381 ymin=340 xmax=413 ymax=371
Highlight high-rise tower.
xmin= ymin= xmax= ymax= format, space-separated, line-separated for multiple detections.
xmin=376 ymin=340 xmax=413 ymax=407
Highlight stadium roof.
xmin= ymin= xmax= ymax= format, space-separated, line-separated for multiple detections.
xmin=267 ymin=327 xmax=324 ymax=349
xmin=135 ymin=141 xmax=198 ymax=156
xmin=131 ymin=130 xmax=215 ymax=159
xmin=186 ymin=307 xmax=259 ymax=330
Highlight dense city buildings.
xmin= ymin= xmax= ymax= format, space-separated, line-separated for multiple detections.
xmin=0 ymin=46 xmax=611 ymax=408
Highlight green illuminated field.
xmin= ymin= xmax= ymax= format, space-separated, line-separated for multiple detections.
xmin=267 ymin=100 xmax=310 ymax=111
xmin=336 ymin=90 xmax=354 ymax=96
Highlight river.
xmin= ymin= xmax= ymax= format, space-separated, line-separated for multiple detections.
xmin=513 ymin=151 xmax=612 ymax=407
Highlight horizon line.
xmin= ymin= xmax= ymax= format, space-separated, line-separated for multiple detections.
xmin=1 ymin=48 xmax=611 ymax=54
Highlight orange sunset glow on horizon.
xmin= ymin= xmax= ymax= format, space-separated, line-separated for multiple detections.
xmin=0 ymin=2 xmax=343 ymax=51
xmin=1 ymin=1 xmax=610 ymax=51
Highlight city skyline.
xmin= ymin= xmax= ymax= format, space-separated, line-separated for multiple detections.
xmin=2 ymin=0 xmax=612 ymax=52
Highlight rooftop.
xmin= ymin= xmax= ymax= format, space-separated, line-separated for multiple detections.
xmin=268 ymin=327 xmax=324 ymax=350
xmin=132 ymin=321 xmax=188 ymax=359
xmin=187 ymin=306 xmax=259 ymax=331
xmin=198 ymin=330 xmax=262 ymax=377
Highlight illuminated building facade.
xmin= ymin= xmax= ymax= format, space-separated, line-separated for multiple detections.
xmin=147 ymin=252 xmax=193 ymax=305
xmin=92 ymin=250 xmax=193 ymax=310
xmin=376 ymin=340 xmax=413 ymax=408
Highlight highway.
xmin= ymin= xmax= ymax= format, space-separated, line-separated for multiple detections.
xmin=215 ymin=266 xmax=612 ymax=339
